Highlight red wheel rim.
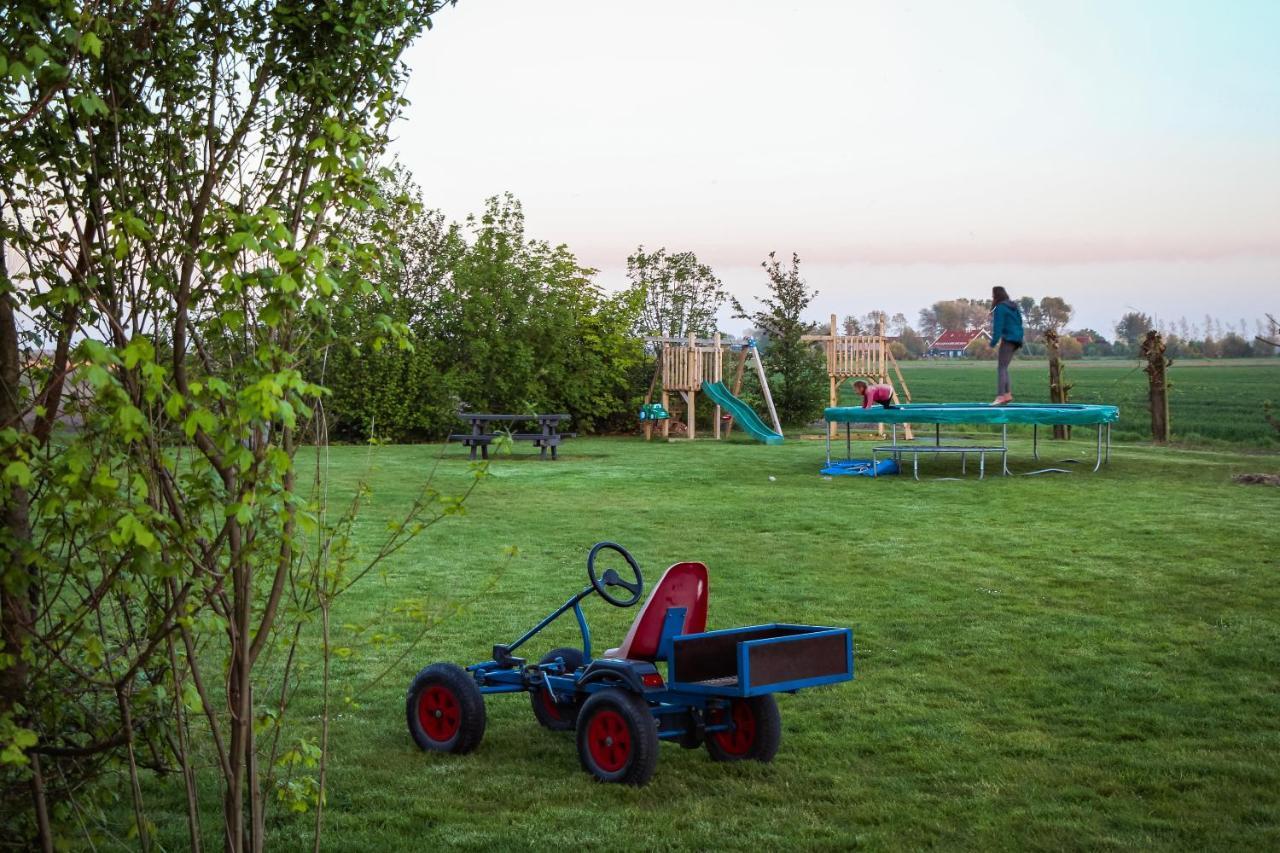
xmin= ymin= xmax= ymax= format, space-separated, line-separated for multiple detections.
xmin=417 ymin=685 xmax=461 ymax=742
xmin=540 ymin=688 xmax=563 ymax=721
xmin=586 ymin=709 xmax=632 ymax=772
xmin=712 ymin=700 xmax=756 ymax=756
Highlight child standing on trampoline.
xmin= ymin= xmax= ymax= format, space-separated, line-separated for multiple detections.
xmin=989 ymin=286 xmax=1024 ymax=405
xmin=853 ymin=380 xmax=896 ymax=409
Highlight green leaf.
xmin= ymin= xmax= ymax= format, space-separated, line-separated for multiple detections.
xmin=80 ymin=31 xmax=103 ymax=58
xmin=122 ymin=336 xmax=155 ymax=369
xmin=183 ymin=408 xmax=216 ymax=439
xmin=3 ymin=461 xmax=33 ymax=488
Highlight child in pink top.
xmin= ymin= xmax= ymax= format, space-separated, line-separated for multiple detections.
xmin=853 ymin=380 xmax=896 ymax=409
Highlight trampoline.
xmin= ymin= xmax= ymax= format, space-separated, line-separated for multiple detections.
xmin=824 ymin=403 xmax=1120 ymax=479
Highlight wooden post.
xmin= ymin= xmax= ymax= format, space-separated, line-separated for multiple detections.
xmin=691 ymin=384 xmax=701 ymax=438
xmin=753 ymin=344 xmax=783 ymax=435
xmin=642 ymin=350 xmax=661 ymax=441
xmin=1045 ymin=329 xmax=1073 ymax=440
xmin=712 ymin=332 xmax=721 ymax=439
xmin=723 ymin=345 xmax=749 ymax=435
xmin=687 ymin=332 xmax=697 ymax=439
xmin=661 ymin=388 xmax=670 ymax=439
xmin=1140 ymin=330 xmax=1171 ymax=443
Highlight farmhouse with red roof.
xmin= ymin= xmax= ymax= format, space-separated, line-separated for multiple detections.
xmin=927 ymin=328 xmax=988 ymax=358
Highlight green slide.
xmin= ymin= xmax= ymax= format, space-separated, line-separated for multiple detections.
xmin=701 ymin=381 xmax=784 ymax=445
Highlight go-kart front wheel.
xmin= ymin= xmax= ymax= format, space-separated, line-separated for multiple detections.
xmin=406 ymin=663 xmax=486 ymax=754
xmin=576 ymin=688 xmax=659 ymax=785
xmin=531 ymin=647 xmax=585 ymax=732
xmin=705 ymin=695 xmax=781 ymax=763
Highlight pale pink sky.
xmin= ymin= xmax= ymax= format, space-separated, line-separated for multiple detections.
xmin=394 ymin=1 xmax=1280 ymax=335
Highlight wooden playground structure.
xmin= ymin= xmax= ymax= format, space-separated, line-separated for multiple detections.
xmin=642 ymin=333 xmax=781 ymax=441
xmin=801 ymin=314 xmax=913 ymax=439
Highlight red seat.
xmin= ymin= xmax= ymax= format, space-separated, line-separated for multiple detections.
xmin=604 ymin=562 xmax=708 ymax=661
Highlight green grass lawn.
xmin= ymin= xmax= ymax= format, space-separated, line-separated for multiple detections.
xmin=885 ymin=358 xmax=1280 ymax=447
xmin=137 ymin=432 xmax=1280 ymax=851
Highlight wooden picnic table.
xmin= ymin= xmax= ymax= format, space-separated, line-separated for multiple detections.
xmin=449 ymin=413 xmax=575 ymax=460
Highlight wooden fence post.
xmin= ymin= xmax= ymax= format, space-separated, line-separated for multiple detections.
xmin=1140 ymin=330 xmax=1171 ymax=443
xmin=1044 ymin=328 xmax=1073 ymax=440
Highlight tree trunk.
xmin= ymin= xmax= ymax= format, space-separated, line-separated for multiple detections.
xmin=0 ymin=281 xmax=30 ymax=707
xmin=1140 ymin=330 xmax=1171 ymax=443
xmin=1 ymin=254 xmax=45 ymax=848
xmin=1044 ymin=329 xmax=1072 ymax=440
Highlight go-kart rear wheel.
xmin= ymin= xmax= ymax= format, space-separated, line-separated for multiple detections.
xmin=705 ymin=695 xmax=781 ymax=763
xmin=531 ymin=647 xmax=585 ymax=732
xmin=406 ymin=663 xmax=486 ymax=754
xmin=576 ymin=688 xmax=659 ymax=785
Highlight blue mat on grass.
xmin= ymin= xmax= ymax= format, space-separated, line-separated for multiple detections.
xmin=821 ymin=458 xmax=899 ymax=477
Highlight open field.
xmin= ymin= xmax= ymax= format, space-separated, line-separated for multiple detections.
xmin=881 ymin=358 xmax=1280 ymax=447
xmin=132 ymin=434 xmax=1280 ymax=851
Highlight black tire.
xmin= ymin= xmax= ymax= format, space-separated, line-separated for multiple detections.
xmin=530 ymin=647 xmax=586 ymax=732
xmin=576 ymin=688 xmax=660 ymax=785
xmin=406 ymin=663 xmax=486 ymax=754
xmin=705 ymin=695 xmax=781 ymax=763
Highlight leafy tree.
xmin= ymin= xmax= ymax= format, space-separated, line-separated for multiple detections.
xmin=1038 ymin=296 xmax=1074 ymax=331
xmin=898 ymin=327 xmax=928 ymax=359
xmin=1115 ymin=311 xmax=1155 ymax=346
xmin=627 ymin=246 xmax=725 ymax=338
xmin=1057 ymin=334 xmax=1084 ymax=359
xmin=918 ymin=299 xmax=989 ymax=339
xmin=322 ymin=166 xmax=467 ymax=440
xmin=0 ymin=2 xmax=458 ymax=849
xmin=1073 ymin=328 xmax=1110 ymax=346
xmin=1219 ymin=333 xmax=1254 ymax=358
xmin=321 ymin=188 xmax=646 ymax=440
xmin=732 ymin=253 xmax=826 ymax=426
xmin=841 ymin=310 xmax=891 ymax=336
xmin=438 ymin=195 xmax=644 ymax=430
xmin=964 ymin=338 xmax=998 ymax=360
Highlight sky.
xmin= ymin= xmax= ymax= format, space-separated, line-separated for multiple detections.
xmin=393 ymin=0 xmax=1280 ymax=338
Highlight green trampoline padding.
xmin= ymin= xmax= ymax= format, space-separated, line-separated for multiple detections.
xmin=824 ymin=403 xmax=1120 ymax=426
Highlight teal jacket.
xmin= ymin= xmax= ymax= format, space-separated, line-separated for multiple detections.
xmin=990 ymin=300 xmax=1024 ymax=347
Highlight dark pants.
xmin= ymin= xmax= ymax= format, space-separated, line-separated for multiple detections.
xmin=997 ymin=341 xmax=1016 ymax=396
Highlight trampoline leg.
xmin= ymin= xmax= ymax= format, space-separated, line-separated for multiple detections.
xmin=1093 ymin=424 xmax=1103 ymax=472
xmin=846 ymin=422 xmax=851 ymax=461
xmin=1033 ymin=425 xmax=1039 ymax=460
xmin=1106 ymin=424 xmax=1112 ymax=464
xmin=1001 ymin=425 xmax=1011 ymax=476
xmin=826 ymin=426 xmax=831 ymax=465
xmin=913 ymin=451 xmax=919 ymax=481
xmin=961 ymin=452 xmax=966 ymax=475
xmin=979 ymin=452 xmax=985 ymax=480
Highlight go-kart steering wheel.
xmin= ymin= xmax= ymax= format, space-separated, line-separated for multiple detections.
xmin=587 ymin=542 xmax=644 ymax=608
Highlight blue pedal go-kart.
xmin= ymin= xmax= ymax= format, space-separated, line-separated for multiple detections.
xmin=406 ymin=543 xmax=854 ymax=785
